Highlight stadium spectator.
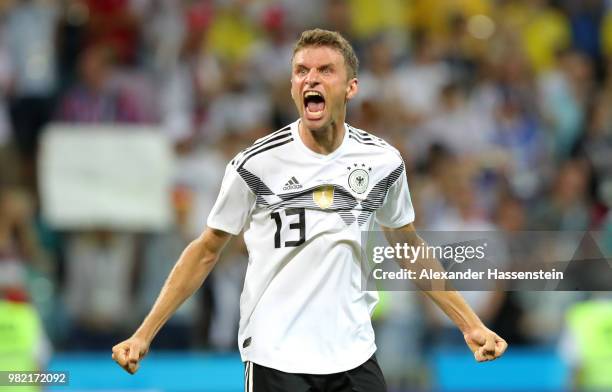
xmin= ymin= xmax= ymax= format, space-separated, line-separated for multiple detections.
xmin=530 ymin=159 xmax=592 ymax=231
xmin=156 ymin=2 xmax=221 ymax=144
xmin=561 ymin=294 xmax=612 ymax=391
xmin=539 ymin=49 xmax=595 ymax=159
xmin=55 ymin=44 xmax=148 ymax=123
xmin=80 ymin=0 xmax=142 ymax=65
xmin=5 ymin=0 xmax=59 ymax=192
xmin=394 ymin=31 xmax=451 ymax=125
xmin=0 ymin=295 xmax=52 ymax=387
xmin=201 ymin=59 xmax=272 ymax=143
xmin=0 ymin=186 xmax=50 ymax=279
xmin=63 ymin=230 xmax=137 ymax=350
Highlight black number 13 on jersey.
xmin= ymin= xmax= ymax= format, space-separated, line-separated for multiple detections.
xmin=270 ymin=208 xmax=306 ymax=248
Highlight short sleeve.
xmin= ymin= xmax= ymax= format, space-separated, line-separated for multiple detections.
xmin=207 ymin=163 xmax=256 ymax=235
xmin=375 ymin=169 xmax=415 ymax=228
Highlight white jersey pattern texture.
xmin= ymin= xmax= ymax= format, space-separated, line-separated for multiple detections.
xmin=207 ymin=119 xmax=415 ymax=374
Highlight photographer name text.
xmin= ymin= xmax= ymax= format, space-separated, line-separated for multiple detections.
xmin=372 ymin=268 xmax=564 ymax=281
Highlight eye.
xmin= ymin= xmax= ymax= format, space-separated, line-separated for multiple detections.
xmin=296 ymin=67 xmax=308 ymax=76
xmin=321 ymin=67 xmax=332 ymax=75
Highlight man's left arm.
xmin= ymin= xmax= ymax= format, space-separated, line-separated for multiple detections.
xmin=381 ymin=222 xmax=508 ymax=362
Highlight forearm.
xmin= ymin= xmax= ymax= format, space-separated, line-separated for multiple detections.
xmin=384 ymin=224 xmax=485 ymax=333
xmin=396 ymin=254 xmax=484 ymax=333
xmin=133 ymin=230 xmax=226 ymax=343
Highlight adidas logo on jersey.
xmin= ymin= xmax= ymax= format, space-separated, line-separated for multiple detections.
xmin=282 ymin=176 xmax=303 ymax=191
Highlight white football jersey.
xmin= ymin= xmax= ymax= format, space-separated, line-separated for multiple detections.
xmin=207 ymin=119 xmax=415 ymax=374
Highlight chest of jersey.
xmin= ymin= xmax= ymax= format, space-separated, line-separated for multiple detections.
xmin=241 ymin=144 xmax=403 ymax=229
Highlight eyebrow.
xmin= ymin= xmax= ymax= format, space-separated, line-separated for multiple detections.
xmin=293 ymin=63 xmax=335 ymax=70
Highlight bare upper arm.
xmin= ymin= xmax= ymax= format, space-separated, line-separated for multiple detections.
xmin=196 ymin=227 xmax=234 ymax=258
xmin=381 ymin=222 xmax=421 ymax=246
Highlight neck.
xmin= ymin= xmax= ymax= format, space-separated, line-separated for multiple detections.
xmin=298 ymin=120 xmax=345 ymax=155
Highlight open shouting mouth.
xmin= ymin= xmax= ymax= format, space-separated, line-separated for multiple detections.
xmin=304 ymin=90 xmax=326 ymax=119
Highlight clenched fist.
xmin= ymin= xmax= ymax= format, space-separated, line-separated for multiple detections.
xmin=464 ymin=327 xmax=507 ymax=362
xmin=112 ymin=336 xmax=150 ymax=374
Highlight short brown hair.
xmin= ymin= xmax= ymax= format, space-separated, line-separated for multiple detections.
xmin=292 ymin=29 xmax=359 ymax=79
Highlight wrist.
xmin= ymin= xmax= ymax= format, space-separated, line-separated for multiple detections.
xmin=132 ymin=327 xmax=154 ymax=345
xmin=461 ymin=319 xmax=486 ymax=335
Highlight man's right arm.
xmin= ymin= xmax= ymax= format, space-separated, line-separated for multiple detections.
xmin=112 ymin=227 xmax=233 ymax=374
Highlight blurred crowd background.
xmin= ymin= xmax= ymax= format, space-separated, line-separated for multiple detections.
xmin=1 ymin=0 xmax=612 ymax=391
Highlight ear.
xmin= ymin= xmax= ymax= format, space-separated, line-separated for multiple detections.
xmin=290 ymin=78 xmax=298 ymax=101
xmin=345 ymin=78 xmax=359 ymax=101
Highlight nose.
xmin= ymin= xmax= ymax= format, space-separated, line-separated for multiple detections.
xmin=304 ymin=68 xmax=320 ymax=87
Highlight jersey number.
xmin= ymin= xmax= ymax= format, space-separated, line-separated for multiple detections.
xmin=271 ymin=208 xmax=305 ymax=248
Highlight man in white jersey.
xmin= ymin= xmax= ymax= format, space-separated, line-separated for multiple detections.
xmin=112 ymin=29 xmax=507 ymax=391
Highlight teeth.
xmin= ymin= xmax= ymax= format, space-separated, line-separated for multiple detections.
xmin=304 ymin=91 xmax=322 ymax=98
